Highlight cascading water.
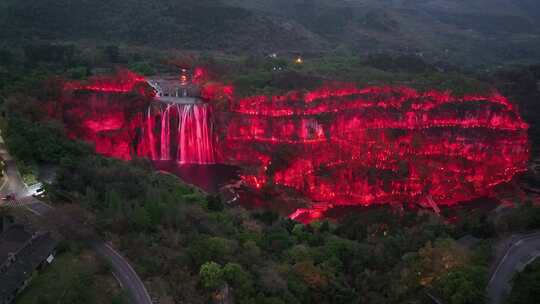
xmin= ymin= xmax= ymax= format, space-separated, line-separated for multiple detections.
xmin=160 ymin=104 xmax=172 ymax=160
xmin=177 ymin=104 xmax=215 ymax=164
xmin=146 ymin=106 xmax=158 ymax=160
xmin=139 ymin=103 xmax=215 ymax=164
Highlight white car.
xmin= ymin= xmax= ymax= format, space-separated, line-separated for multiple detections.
xmin=32 ymin=187 xmax=45 ymax=197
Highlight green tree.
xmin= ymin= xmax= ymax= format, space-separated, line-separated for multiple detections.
xmin=206 ymin=194 xmax=224 ymax=212
xmin=129 ymin=62 xmax=155 ymax=76
xmin=506 ymin=258 xmax=540 ymax=304
xmin=199 ymin=262 xmax=224 ymax=290
xmin=223 ymin=263 xmax=254 ymax=299
xmin=411 ymin=239 xmax=469 ymax=287
xmin=188 ymin=237 xmax=234 ymax=266
xmin=67 ymin=66 xmax=89 ymax=80
xmin=436 ymin=266 xmax=487 ymax=304
xmin=130 ymin=205 xmax=151 ymax=231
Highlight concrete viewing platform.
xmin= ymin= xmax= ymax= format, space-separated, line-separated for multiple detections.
xmin=154 ymin=96 xmax=202 ymax=104
xmin=147 ymin=76 xmax=203 ymax=104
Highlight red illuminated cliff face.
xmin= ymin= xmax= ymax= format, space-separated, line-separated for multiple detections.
xmin=58 ymin=71 xmax=530 ymax=222
xmin=59 ymin=70 xmax=152 ymax=160
xmin=217 ymin=85 xmax=530 ymax=221
xmin=63 ymin=70 xmax=150 ymax=95
xmin=59 ymin=91 xmax=150 ymax=160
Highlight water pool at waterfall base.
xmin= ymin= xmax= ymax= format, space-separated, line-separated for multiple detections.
xmin=152 ymin=161 xmax=240 ymax=194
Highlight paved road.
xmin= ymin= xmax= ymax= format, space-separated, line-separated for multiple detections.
xmin=90 ymin=240 xmax=153 ymax=304
xmin=487 ymin=231 xmax=540 ymax=304
xmin=0 ymin=132 xmax=152 ymax=304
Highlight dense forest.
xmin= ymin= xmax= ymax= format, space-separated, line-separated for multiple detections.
xmin=2 ymin=0 xmax=540 ymax=66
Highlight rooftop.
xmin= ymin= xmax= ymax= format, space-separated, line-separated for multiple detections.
xmin=0 ymin=224 xmax=58 ymax=303
xmin=0 ymin=225 xmax=32 ymax=264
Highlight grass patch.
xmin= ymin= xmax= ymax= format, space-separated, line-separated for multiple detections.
xmin=16 ymin=244 xmax=126 ymax=304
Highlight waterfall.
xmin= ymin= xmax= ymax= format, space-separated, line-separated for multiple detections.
xmin=160 ymin=104 xmax=172 ymax=160
xmin=140 ymin=103 xmax=214 ymax=164
xmin=146 ymin=107 xmax=158 ymax=160
xmin=177 ymin=104 xmax=215 ymax=164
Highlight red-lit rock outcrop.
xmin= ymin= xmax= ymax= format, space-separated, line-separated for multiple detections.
xmin=217 ymin=85 xmax=529 ymax=220
xmin=57 ymin=71 xmax=530 ymax=222
xmin=63 ymin=70 xmax=149 ymax=94
xmin=58 ymin=70 xmax=152 ymax=160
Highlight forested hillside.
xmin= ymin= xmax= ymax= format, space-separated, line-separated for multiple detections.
xmin=0 ymin=0 xmax=319 ymax=52
xmin=1 ymin=0 xmax=540 ymax=66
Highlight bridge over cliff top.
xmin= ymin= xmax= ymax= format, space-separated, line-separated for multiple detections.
xmin=147 ymin=76 xmax=202 ymax=104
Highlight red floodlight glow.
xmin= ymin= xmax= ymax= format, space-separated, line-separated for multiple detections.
xmin=59 ymin=71 xmax=530 ymax=222
xmin=218 ymin=85 xmax=529 ymax=222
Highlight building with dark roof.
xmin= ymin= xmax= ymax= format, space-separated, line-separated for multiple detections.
xmin=0 ymin=223 xmax=57 ymax=304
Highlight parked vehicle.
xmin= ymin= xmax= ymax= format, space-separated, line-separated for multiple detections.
xmin=2 ymin=193 xmax=16 ymax=201
xmin=32 ymin=187 xmax=45 ymax=197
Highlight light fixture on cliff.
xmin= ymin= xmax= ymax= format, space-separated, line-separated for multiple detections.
xmin=179 ymin=68 xmax=189 ymax=84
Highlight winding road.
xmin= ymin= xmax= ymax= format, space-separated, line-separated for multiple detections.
xmin=487 ymin=231 xmax=540 ymax=304
xmin=0 ymin=131 xmax=152 ymax=304
xmin=89 ymin=240 xmax=153 ymax=304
